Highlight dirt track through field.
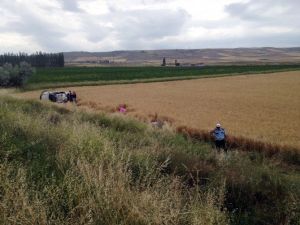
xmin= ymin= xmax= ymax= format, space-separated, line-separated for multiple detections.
xmin=19 ymin=71 xmax=300 ymax=148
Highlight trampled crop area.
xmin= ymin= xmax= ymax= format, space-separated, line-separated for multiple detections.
xmin=20 ymin=71 xmax=300 ymax=148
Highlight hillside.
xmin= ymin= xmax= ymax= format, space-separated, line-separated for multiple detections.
xmin=0 ymin=96 xmax=299 ymax=225
xmin=64 ymin=47 xmax=300 ymax=66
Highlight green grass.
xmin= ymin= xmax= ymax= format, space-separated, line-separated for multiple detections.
xmin=26 ymin=64 xmax=300 ymax=89
xmin=0 ymin=96 xmax=300 ymax=225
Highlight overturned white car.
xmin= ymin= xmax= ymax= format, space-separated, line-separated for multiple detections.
xmin=40 ymin=91 xmax=68 ymax=103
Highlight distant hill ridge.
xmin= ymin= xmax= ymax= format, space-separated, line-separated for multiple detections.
xmin=64 ymin=47 xmax=300 ymax=65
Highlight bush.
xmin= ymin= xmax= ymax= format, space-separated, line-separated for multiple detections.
xmin=0 ymin=62 xmax=34 ymax=87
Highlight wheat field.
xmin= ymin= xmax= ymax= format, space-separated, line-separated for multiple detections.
xmin=18 ymin=71 xmax=300 ymax=148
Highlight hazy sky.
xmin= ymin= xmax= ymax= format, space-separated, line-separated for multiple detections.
xmin=1 ymin=0 xmax=299 ymax=53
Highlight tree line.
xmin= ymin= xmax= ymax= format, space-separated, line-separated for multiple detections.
xmin=0 ymin=52 xmax=64 ymax=67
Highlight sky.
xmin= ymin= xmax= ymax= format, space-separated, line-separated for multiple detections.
xmin=0 ymin=0 xmax=300 ymax=53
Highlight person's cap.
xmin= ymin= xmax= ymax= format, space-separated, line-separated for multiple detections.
xmin=216 ymin=123 xmax=221 ymax=127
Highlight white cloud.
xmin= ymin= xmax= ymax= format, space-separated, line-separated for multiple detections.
xmin=0 ymin=0 xmax=299 ymax=53
xmin=0 ymin=33 xmax=42 ymax=52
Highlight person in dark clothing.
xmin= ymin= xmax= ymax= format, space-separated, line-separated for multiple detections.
xmin=67 ymin=90 xmax=71 ymax=102
xmin=71 ymin=91 xmax=77 ymax=104
xmin=210 ymin=123 xmax=227 ymax=152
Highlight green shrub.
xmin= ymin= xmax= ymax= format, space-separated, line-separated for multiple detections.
xmin=0 ymin=62 xmax=34 ymax=87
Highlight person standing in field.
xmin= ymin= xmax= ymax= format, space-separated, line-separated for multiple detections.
xmin=210 ymin=123 xmax=227 ymax=152
xmin=71 ymin=91 xmax=77 ymax=104
xmin=67 ymin=90 xmax=71 ymax=102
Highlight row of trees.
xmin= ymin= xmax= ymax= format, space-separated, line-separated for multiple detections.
xmin=0 ymin=52 xmax=64 ymax=67
xmin=0 ymin=62 xmax=34 ymax=87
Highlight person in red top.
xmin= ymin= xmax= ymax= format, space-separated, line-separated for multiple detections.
xmin=118 ymin=104 xmax=127 ymax=113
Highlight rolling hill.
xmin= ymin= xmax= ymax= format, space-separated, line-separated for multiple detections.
xmin=64 ymin=47 xmax=300 ymax=66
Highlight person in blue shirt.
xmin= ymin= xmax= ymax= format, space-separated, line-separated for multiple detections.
xmin=210 ymin=123 xmax=227 ymax=152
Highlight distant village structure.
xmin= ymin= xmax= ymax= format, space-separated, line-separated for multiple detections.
xmin=161 ymin=57 xmax=166 ymax=66
xmin=82 ymin=59 xmax=110 ymax=64
xmin=161 ymin=57 xmax=204 ymax=67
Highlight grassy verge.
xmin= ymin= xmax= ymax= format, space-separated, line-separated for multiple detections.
xmin=24 ymin=65 xmax=300 ymax=90
xmin=0 ymin=96 xmax=299 ymax=225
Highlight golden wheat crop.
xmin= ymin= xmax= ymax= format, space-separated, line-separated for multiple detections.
xmin=18 ymin=71 xmax=300 ymax=148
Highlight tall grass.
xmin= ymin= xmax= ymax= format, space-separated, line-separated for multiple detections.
xmin=0 ymin=96 xmax=299 ymax=224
